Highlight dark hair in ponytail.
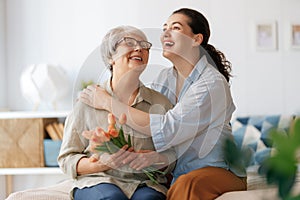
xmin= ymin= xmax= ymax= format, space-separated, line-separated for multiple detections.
xmin=173 ymin=8 xmax=232 ymax=82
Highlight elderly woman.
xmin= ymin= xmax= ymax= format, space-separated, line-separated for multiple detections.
xmin=58 ymin=26 xmax=175 ymax=200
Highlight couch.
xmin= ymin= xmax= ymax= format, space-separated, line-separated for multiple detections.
xmin=5 ymin=115 xmax=300 ymax=200
xmin=218 ymin=114 xmax=300 ymax=199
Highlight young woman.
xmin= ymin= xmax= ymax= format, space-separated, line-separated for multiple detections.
xmin=58 ymin=25 xmax=176 ymax=200
xmin=80 ymin=8 xmax=247 ymax=200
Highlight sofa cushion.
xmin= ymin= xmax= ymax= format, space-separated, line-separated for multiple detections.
xmin=5 ymin=180 xmax=73 ymax=200
xmin=231 ymin=115 xmax=294 ymax=166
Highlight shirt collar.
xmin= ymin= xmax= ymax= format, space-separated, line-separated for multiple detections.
xmin=170 ymin=55 xmax=208 ymax=83
xmin=103 ymin=79 xmax=151 ymax=106
xmin=187 ymin=55 xmax=209 ymax=83
xmin=176 ymin=55 xmax=209 ymax=101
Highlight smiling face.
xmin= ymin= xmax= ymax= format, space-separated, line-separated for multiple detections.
xmin=112 ymin=33 xmax=150 ymax=79
xmin=160 ymin=13 xmax=202 ymax=63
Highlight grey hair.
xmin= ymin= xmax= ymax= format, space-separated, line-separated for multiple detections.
xmin=100 ymin=25 xmax=148 ymax=72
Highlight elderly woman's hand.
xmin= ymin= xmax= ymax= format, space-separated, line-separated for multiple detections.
xmin=80 ymin=84 xmax=111 ymax=111
xmin=82 ymin=127 xmax=108 ymax=153
xmin=82 ymin=129 xmax=134 ymax=170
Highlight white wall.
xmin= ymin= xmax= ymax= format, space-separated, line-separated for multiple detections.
xmin=0 ymin=0 xmax=6 ymax=110
xmin=242 ymin=0 xmax=300 ymax=116
xmin=3 ymin=0 xmax=300 ymax=114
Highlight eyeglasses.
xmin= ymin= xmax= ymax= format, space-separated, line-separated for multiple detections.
xmin=116 ymin=37 xmax=152 ymax=50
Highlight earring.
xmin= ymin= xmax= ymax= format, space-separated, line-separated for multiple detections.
xmin=109 ymin=59 xmax=115 ymax=65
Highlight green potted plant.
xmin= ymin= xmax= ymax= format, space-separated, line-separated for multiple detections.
xmin=258 ymin=118 xmax=300 ymax=200
xmin=81 ymin=80 xmax=95 ymax=90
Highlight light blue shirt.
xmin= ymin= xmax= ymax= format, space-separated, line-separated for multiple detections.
xmin=150 ymin=55 xmax=246 ymax=183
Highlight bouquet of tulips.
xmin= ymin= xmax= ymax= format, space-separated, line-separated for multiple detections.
xmin=93 ymin=113 xmax=130 ymax=154
xmin=89 ymin=113 xmax=165 ymax=184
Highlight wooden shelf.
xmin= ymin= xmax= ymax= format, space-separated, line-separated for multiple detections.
xmin=0 ymin=111 xmax=70 ymax=119
xmin=0 ymin=167 xmax=63 ymax=175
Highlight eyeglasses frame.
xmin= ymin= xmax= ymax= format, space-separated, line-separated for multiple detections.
xmin=116 ymin=37 xmax=152 ymax=50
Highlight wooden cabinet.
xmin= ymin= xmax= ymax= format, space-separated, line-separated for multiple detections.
xmin=0 ymin=111 xmax=69 ymax=168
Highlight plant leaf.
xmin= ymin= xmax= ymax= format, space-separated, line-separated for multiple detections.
xmin=127 ymin=134 xmax=132 ymax=148
xmin=118 ymin=127 xmax=127 ymax=146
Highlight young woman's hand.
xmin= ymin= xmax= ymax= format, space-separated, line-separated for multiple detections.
xmin=125 ymin=150 xmax=167 ymax=171
xmin=80 ymin=84 xmax=111 ymax=111
xmin=99 ymin=145 xmax=134 ymax=169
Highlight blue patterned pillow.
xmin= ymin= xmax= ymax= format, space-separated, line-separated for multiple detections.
xmin=247 ymin=116 xmax=265 ymax=131
xmin=231 ymin=115 xmax=294 ymax=166
xmin=254 ymin=148 xmax=273 ymax=165
xmin=260 ymin=115 xmax=280 ymax=146
xmin=235 ymin=117 xmax=249 ymax=125
xmin=232 ymin=122 xmax=267 ymax=165
xmin=261 ymin=115 xmax=292 ymax=147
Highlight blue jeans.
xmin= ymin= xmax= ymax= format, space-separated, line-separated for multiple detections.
xmin=73 ymin=183 xmax=166 ymax=200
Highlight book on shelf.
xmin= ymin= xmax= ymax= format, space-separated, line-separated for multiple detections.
xmin=45 ymin=122 xmax=64 ymax=140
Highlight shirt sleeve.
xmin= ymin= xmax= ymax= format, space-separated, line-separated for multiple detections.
xmin=159 ymin=148 xmax=177 ymax=174
xmin=151 ymin=77 xmax=231 ymax=153
xmin=57 ymin=102 xmax=90 ymax=179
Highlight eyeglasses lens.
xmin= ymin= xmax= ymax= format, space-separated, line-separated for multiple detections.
xmin=124 ymin=37 xmax=151 ymax=49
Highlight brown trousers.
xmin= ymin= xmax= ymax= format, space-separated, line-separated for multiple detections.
xmin=167 ymin=167 xmax=247 ymax=200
